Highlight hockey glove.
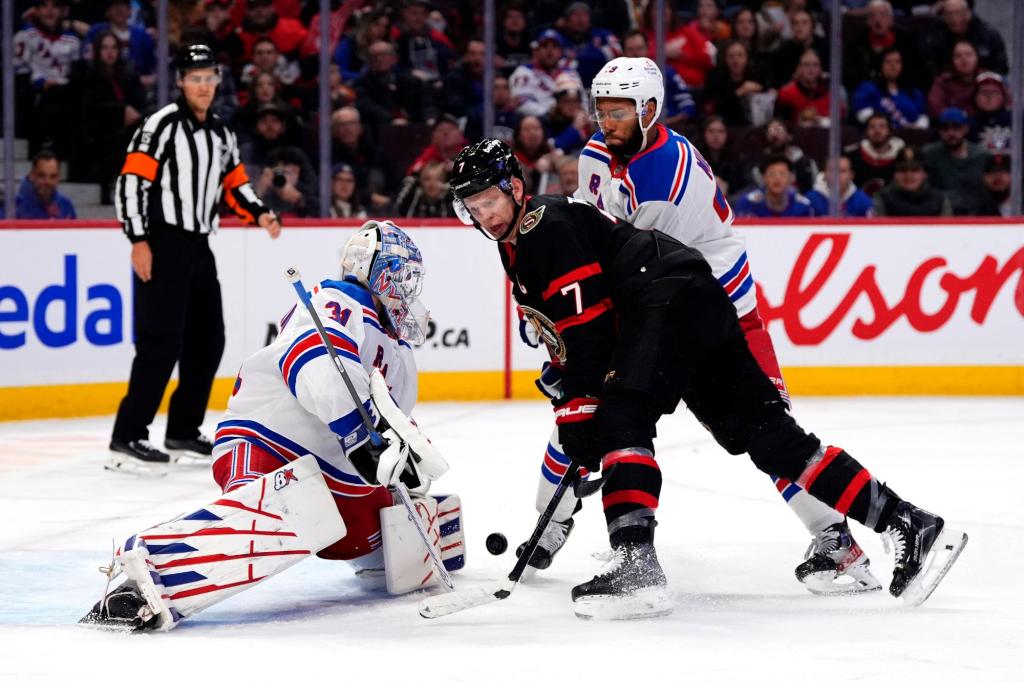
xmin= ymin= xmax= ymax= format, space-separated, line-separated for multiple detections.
xmin=554 ymin=397 xmax=602 ymax=471
xmin=535 ymin=361 xmax=564 ymax=400
xmin=518 ymin=309 xmax=540 ymax=348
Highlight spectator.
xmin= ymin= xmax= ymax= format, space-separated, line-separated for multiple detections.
xmin=975 ymin=153 xmax=1011 ymax=217
xmin=734 ymin=154 xmax=815 ymax=218
xmin=254 ymin=146 xmax=317 ymax=218
xmin=924 ymin=0 xmax=1008 ymax=78
xmin=240 ymin=36 xmax=300 ymax=91
xmin=969 ymin=72 xmax=1011 ymax=154
xmin=13 ymin=0 xmax=81 ymax=157
xmin=72 ymin=30 xmax=146 ymax=204
xmin=393 ymin=160 xmax=455 ymax=218
xmin=753 ymin=0 xmax=788 ymax=54
xmin=704 ymin=40 xmax=767 ymax=126
xmin=0 ymin=150 xmax=76 ymax=219
xmin=202 ymin=0 xmax=245 ymax=70
xmin=512 ymin=114 xmax=558 ymax=194
xmin=236 ymin=0 xmax=308 ymax=63
xmin=444 ymin=38 xmax=485 ymax=119
xmin=775 ymin=49 xmax=839 ymax=127
xmin=806 ymin=156 xmax=875 ymax=217
xmin=333 ymin=7 xmax=391 ymax=84
xmin=622 ymin=30 xmax=696 ymax=128
xmin=233 ymin=70 xmax=299 ymax=141
xmin=542 ymin=74 xmax=591 ymax=156
xmin=167 ymin=0 xmax=206 ymax=53
xmin=843 ymin=111 xmax=906 ymax=194
xmin=728 ymin=8 xmax=768 ymax=63
xmin=921 ymin=107 xmax=988 ymax=215
xmin=82 ymin=0 xmax=157 ymax=83
xmin=689 ymin=0 xmax=731 ymax=44
xmin=390 ymin=0 xmax=455 ymax=90
xmin=770 ymin=9 xmax=827 ymax=89
xmin=329 ymin=106 xmax=395 ymax=214
xmin=927 ymin=39 xmax=981 ymax=119
xmin=752 ymin=117 xmax=818 ymax=193
xmin=464 ymin=74 xmax=520 ymax=144
xmin=843 ymin=0 xmax=928 ymax=93
xmin=553 ymin=154 xmax=579 ymax=196
xmin=696 ymin=115 xmax=750 ymax=198
xmin=509 ymin=29 xmax=583 ymax=118
xmin=873 ymin=147 xmax=952 ymax=217
xmin=406 ymin=113 xmax=467 ymax=176
xmin=495 ymin=1 xmax=530 ymax=75
xmin=329 ymin=163 xmax=367 ymax=219
xmin=642 ymin=0 xmax=714 ymax=88
xmin=559 ymin=1 xmax=622 ymax=88
xmin=853 ymin=48 xmax=928 ymax=130
xmin=355 ymin=40 xmax=435 ymax=131
xmin=240 ymin=102 xmax=310 ymax=180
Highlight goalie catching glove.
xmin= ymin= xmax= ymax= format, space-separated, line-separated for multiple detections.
xmin=348 ymin=369 xmax=448 ymax=493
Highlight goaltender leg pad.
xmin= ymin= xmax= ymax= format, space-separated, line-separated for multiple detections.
xmin=380 ymin=494 xmax=465 ymax=595
xmin=112 ymin=455 xmax=346 ymax=630
xmin=538 ymin=427 xmax=583 ymax=523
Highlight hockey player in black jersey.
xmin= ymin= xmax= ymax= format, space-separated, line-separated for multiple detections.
xmin=449 ymin=138 xmax=968 ymax=620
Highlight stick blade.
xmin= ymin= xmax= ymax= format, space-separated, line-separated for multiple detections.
xmin=418 ymin=580 xmax=514 ymax=619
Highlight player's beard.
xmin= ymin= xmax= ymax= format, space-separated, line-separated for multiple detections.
xmin=605 ymin=122 xmax=646 ymax=162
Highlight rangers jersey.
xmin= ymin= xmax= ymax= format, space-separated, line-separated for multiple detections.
xmin=576 ymin=123 xmax=756 ymax=316
xmin=213 ymin=278 xmax=417 ymax=499
xmin=13 ymin=24 xmax=80 ymax=87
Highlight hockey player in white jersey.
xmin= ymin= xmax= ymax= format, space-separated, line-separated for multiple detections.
xmin=81 ymin=221 xmax=465 ymax=631
xmin=522 ymin=57 xmax=881 ymax=596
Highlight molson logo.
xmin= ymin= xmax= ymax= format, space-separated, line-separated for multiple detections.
xmin=757 ymin=233 xmax=1024 ymax=345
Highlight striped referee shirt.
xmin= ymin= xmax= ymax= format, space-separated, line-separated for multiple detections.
xmin=115 ymin=96 xmax=267 ymax=241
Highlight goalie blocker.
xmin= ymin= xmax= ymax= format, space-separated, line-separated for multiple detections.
xmin=81 ymin=456 xmax=465 ymax=632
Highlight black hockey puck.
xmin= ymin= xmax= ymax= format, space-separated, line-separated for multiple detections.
xmin=486 ymin=532 xmax=508 ymax=555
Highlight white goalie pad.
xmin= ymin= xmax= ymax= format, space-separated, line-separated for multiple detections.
xmin=114 ymin=455 xmax=346 ymax=631
xmin=380 ymin=494 xmax=465 ymax=595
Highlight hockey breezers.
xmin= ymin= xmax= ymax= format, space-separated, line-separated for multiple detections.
xmin=418 ymin=462 xmax=581 ymax=618
xmin=286 ymin=267 xmax=454 ymax=592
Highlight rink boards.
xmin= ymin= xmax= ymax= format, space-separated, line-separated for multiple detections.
xmin=0 ymin=217 xmax=1021 ymax=419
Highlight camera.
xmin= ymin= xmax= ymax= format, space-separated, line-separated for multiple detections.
xmin=272 ymin=168 xmax=288 ymax=188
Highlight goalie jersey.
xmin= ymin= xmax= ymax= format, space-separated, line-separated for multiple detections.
xmin=213 ymin=278 xmax=417 ymax=498
xmin=576 ymin=123 xmax=756 ymax=317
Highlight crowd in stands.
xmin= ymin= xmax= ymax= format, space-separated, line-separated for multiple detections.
xmin=4 ymin=0 xmax=1017 ymax=220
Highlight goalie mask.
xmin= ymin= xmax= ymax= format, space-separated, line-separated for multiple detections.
xmin=340 ymin=221 xmax=429 ymax=346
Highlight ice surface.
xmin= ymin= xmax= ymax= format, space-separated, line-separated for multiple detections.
xmin=1 ymin=397 xmax=1021 ymax=681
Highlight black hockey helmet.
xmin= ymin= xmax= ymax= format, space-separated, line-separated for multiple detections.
xmin=175 ymin=43 xmax=218 ymax=74
xmin=449 ymin=139 xmax=525 ymax=238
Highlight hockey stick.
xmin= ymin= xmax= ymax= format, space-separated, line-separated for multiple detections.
xmin=418 ymin=461 xmax=580 ymax=618
xmin=285 ymin=267 xmax=455 ymax=592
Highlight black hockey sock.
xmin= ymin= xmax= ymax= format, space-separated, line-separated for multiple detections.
xmin=600 ymin=447 xmax=661 ymax=541
xmin=796 ymin=446 xmax=902 ymax=532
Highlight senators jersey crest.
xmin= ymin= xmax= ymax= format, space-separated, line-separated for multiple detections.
xmin=519 ymin=304 xmax=566 ymax=362
xmin=519 ymin=205 xmax=546 ymax=235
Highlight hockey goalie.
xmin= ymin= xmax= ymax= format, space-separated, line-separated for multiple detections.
xmin=81 ymin=221 xmax=465 ymax=631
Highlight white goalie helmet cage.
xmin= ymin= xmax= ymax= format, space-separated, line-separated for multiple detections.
xmin=340 ymin=220 xmax=429 ymax=345
xmin=590 ymin=57 xmax=665 ymax=144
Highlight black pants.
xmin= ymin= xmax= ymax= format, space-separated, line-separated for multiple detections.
xmin=598 ymin=268 xmax=820 ymax=479
xmin=112 ymin=228 xmax=225 ymax=443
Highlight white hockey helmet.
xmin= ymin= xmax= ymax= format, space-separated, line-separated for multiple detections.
xmin=340 ymin=220 xmax=429 ymax=345
xmin=590 ymin=57 xmax=664 ymax=145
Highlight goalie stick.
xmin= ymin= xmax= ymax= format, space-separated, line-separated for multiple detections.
xmin=418 ymin=462 xmax=581 ymax=618
xmin=285 ymin=267 xmax=455 ymax=592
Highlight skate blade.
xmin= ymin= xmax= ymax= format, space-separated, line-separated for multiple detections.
xmin=167 ymin=451 xmax=212 ymax=465
xmin=800 ymin=566 xmax=883 ymax=596
xmin=901 ymin=527 xmax=968 ymax=607
xmin=78 ymin=612 xmax=142 ymax=633
xmin=104 ymin=452 xmax=168 ymax=477
xmin=573 ymin=586 xmax=674 ymax=621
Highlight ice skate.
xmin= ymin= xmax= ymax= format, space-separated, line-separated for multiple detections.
xmin=795 ymin=521 xmax=882 ymax=596
xmin=884 ymin=502 xmax=968 ymax=607
xmin=106 ymin=439 xmax=170 ymax=476
xmin=516 ymin=517 xmax=574 ymax=579
xmin=79 ymin=581 xmax=159 ymax=632
xmin=164 ymin=434 xmax=214 ymax=464
xmin=571 ymin=542 xmax=673 ymax=620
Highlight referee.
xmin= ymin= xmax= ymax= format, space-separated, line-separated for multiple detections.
xmin=109 ymin=44 xmax=281 ymax=474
